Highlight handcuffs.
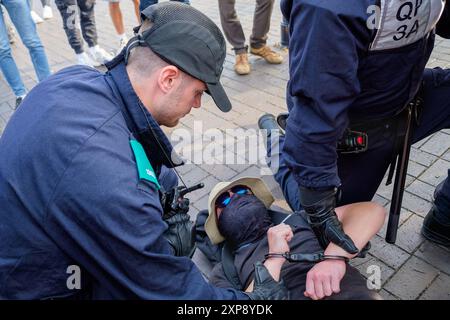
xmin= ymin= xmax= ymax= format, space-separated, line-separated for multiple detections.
xmin=264 ymin=252 xmax=350 ymax=263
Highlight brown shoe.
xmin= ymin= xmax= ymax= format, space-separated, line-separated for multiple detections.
xmin=250 ymin=45 xmax=283 ymax=64
xmin=234 ymin=53 xmax=251 ymax=75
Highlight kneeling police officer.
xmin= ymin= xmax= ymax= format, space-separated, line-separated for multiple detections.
xmin=260 ymin=0 xmax=450 ymax=252
xmin=0 ymin=3 xmax=287 ymax=300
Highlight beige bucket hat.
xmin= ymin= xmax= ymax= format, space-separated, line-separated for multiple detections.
xmin=204 ymin=177 xmax=274 ymax=245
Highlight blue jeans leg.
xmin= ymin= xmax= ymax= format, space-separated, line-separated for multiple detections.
xmin=265 ymin=130 xmax=301 ymax=212
xmin=158 ymin=165 xmax=178 ymax=192
xmin=0 ymin=6 xmax=26 ymax=96
xmin=3 ymin=0 xmax=51 ymax=82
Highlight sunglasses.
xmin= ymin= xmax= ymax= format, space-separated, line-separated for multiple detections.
xmin=215 ymin=185 xmax=252 ymax=209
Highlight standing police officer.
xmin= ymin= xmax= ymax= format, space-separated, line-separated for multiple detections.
xmin=0 ymin=3 xmax=287 ymax=299
xmin=260 ymin=0 xmax=450 ymax=252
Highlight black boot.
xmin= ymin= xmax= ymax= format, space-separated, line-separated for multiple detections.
xmin=258 ymin=113 xmax=282 ymax=132
xmin=421 ymin=181 xmax=450 ymax=247
xmin=422 ymin=206 xmax=450 ymax=247
xmin=258 ymin=113 xmax=284 ymax=149
xmin=276 ymin=112 xmax=289 ymax=131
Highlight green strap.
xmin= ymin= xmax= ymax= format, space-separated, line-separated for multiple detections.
xmin=130 ymin=140 xmax=160 ymax=190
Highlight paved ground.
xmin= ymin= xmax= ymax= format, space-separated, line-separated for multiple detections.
xmin=1 ymin=0 xmax=449 ymax=300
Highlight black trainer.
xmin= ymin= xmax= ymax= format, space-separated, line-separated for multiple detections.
xmin=276 ymin=112 xmax=289 ymax=131
xmin=258 ymin=113 xmax=281 ymax=132
xmin=421 ymin=181 xmax=450 ymax=247
xmin=15 ymin=96 xmax=24 ymax=109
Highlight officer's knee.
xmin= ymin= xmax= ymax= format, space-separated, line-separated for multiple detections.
xmin=159 ymin=166 xmax=178 ymax=191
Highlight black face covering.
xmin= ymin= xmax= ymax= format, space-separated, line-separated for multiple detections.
xmin=217 ymin=194 xmax=272 ymax=248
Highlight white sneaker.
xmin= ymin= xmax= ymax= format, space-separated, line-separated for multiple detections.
xmin=76 ymin=52 xmax=96 ymax=67
xmin=88 ymin=45 xmax=114 ymax=66
xmin=42 ymin=6 xmax=53 ymax=20
xmin=30 ymin=11 xmax=44 ymax=24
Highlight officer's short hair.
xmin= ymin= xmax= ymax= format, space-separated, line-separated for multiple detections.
xmin=127 ymin=21 xmax=168 ymax=78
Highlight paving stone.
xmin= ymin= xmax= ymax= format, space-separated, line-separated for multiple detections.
xmin=0 ymin=102 xmax=12 ymax=114
xmin=176 ymin=163 xmax=196 ymax=176
xmin=419 ymin=159 xmax=450 ymax=187
xmin=349 ymin=254 xmax=395 ymax=286
xmin=383 ymin=256 xmax=439 ymax=300
xmin=379 ymin=289 xmax=399 ymax=300
xmin=394 ymin=214 xmax=425 ymax=254
xmin=420 ymin=132 xmax=450 ymax=157
xmin=419 ymin=273 xmax=450 ymax=300
xmin=377 ymin=208 xmax=414 ymax=239
xmin=406 ymin=179 xmax=435 ymax=202
xmin=372 ymin=194 xmax=389 ymax=207
xmin=369 ymin=235 xmax=411 ymax=269
xmin=443 ymin=149 xmax=450 ymax=162
xmin=180 ymin=166 xmax=210 ymax=187
xmin=187 ymin=175 xmax=220 ymax=204
xmin=410 ymin=148 xmax=438 ymax=167
xmin=0 ymin=110 xmax=14 ymax=122
xmin=407 ymin=161 xmax=427 ymax=178
xmin=191 ymin=193 xmax=211 ymax=215
xmin=415 ymin=241 xmax=450 ymax=275
xmin=401 ymin=191 xmax=433 ymax=218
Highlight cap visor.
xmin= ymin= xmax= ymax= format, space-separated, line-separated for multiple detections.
xmin=206 ymin=82 xmax=232 ymax=112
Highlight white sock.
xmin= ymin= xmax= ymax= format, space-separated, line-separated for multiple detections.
xmin=118 ymin=33 xmax=128 ymax=41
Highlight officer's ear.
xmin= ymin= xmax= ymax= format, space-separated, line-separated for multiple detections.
xmin=157 ymin=66 xmax=181 ymax=94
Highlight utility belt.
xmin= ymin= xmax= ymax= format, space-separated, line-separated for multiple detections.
xmin=337 ymin=97 xmax=423 ymax=156
xmin=338 ymin=86 xmax=425 ymax=244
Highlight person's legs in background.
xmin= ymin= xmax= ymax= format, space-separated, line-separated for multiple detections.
xmin=29 ymin=0 xmax=44 ymax=24
xmin=249 ymin=0 xmax=282 ymax=64
xmin=131 ymin=0 xmax=140 ymax=24
xmin=55 ymin=0 xmax=92 ymax=65
xmin=29 ymin=0 xmax=53 ymax=23
xmin=1 ymin=0 xmax=51 ymax=108
xmin=77 ymin=0 xmax=113 ymax=65
xmin=258 ymin=114 xmax=301 ymax=211
xmin=218 ymin=0 xmax=250 ymax=75
xmin=108 ymin=0 xmax=140 ymax=51
xmin=40 ymin=0 xmax=53 ymax=20
xmin=0 ymin=7 xmax=27 ymax=108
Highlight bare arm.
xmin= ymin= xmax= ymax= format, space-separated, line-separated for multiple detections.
xmin=305 ymin=201 xmax=386 ymax=300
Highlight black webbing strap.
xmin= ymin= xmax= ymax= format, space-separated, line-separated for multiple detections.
xmin=221 ymin=242 xmax=244 ymax=290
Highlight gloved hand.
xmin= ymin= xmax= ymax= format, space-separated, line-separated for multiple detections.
xmin=299 ymin=186 xmax=358 ymax=254
xmin=246 ymin=261 xmax=289 ymax=300
xmin=163 ymin=213 xmax=196 ymax=257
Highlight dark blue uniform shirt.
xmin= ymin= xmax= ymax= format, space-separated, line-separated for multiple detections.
xmin=281 ymin=0 xmax=441 ymax=188
xmin=0 ymin=58 xmax=247 ymax=300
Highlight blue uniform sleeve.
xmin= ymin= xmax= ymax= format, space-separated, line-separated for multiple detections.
xmin=283 ymin=1 xmax=370 ymax=189
xmin=44 ymin=116 xmax=248 ymax=300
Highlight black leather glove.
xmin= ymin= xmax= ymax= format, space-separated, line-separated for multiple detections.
xmin=163 ymin=213 xmax=196 ymax=257
xmin=299 ymin=186 xmax=359 ymax=254
xmin=245 ymin=261 xmax=289 ymax=300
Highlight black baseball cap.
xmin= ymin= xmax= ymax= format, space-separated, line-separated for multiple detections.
xmin=136 ymin=2 xmax=231 ymax=112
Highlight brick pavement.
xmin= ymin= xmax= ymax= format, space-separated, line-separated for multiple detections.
xmin=1 ymin=0 xmax=449 ymax=300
